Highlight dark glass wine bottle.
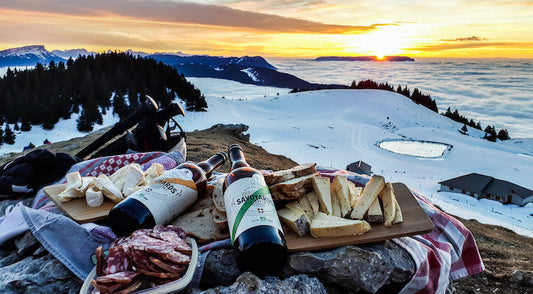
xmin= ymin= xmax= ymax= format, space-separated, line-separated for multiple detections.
xmin=109 ymin=152 xmax=226 ymax=236
xmin=223 ymin=144 xmax=288 ymax=276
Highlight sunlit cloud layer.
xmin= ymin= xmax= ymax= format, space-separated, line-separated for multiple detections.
xmin=0 ymin=0 xmax=532 ymax=57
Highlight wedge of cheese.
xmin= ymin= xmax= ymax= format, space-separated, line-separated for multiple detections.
xmin=350 ymin=175 xmax=385 ymax=220
xmin=277 ymin=207 xmax=310 ymax=236
xmin=330 ymin=183 xmax=342 ymax=217
xmin=312 ymin=176 xmax=332 ymax=215
xmin=57 ymin=171 xmax=83 ymax=202
xmin=305 ymin=192 xmax=320 ymax=215
xmin=366 ymin=197 xmax=384 ymax=223
xmin=379 ymin=182 xmax=397 ymax=226
xmin=332 ymin=175 xmax=352 ymax=217
xmin=392 ymin=198 xmax=403 ymax=224
xmin=310 ymin=212 xmax=371 ymax=238
xmin=347 ymin=182 xmax=362 ymax=208
xmin=297 ymin=194 xmax=315 ymax=220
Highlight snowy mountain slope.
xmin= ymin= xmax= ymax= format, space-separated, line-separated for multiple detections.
xmin=0 ymin=45 xmax=65 ymax=67
xmin=0 ymin=78 xmax=531 ymax=236
xmin=51 ymin=48 xmax=97 ymax=59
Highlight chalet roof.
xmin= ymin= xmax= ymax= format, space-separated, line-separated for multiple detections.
xmin=439 ymin=173 xmax=533 ymax=199
xmin=484 ymin=179 xmax=533 ymax=199
xmin=438 ymin=173 xmax=493 ymax=194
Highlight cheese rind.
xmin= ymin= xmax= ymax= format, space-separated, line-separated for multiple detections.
xmin=349 ymin=175 xmax=385 ymax=220
xmin=367 ymin=197 xmax=384 ymax=223
xmin=310 ymin=212 xmax=371 ymax=238
xmin=278 ymin=207 xmax=310 ymax=236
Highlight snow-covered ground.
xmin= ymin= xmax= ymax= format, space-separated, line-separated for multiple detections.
xmin=1 ymin=77 xmax=532 ymax=237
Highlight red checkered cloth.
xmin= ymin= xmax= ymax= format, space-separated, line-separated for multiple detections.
xmin=316 ymin=167 xmax=484 ymax=294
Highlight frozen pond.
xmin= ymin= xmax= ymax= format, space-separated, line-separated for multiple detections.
xmin=379 ymin=140 xmax=451 ymax=158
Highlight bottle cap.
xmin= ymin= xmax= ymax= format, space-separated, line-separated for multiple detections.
xmin=216 ymin=151 xmax=228 ymax=162
xmin=228 ymin=144 xmax=243 ymax=152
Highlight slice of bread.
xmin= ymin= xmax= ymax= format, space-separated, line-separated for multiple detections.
xmin=212 ymin=178 xmax=226 ymax=213
xmin=170 ymin=207 xmax=217 ymax=243
xmin=269 ymin=173 xmax=317 ymax=200
xmin=312 ymin=176 xmax=332 ymax=215
xmin=350 ymin=175 xmax=385 ymax=220
xmin=277 ymin=207 xmax=310 ymax=236
xmin=264 ymin=163 xmax=317 ymax=185
xmin=310 ymin=212 xmax=371 ymax=238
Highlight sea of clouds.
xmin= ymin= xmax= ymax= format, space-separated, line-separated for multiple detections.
xmin=270 ymin=58 xmax=533 ymax=139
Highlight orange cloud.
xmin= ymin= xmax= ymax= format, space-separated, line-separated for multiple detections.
xmin=0 ymin=0 xmax=393 ymax=34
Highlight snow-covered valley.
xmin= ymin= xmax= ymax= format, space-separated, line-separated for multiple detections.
xmin=1 ymin=77 xmax=532 ymax=237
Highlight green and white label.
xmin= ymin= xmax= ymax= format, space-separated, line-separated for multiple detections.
xmin=224 ymin=174 xmax=283 ymax=244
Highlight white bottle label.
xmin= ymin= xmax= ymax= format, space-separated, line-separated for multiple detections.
xmin=224 ymin=173 xmax=284 ymax=244
xmin=128 ymin=168 xmax=197 ymax=225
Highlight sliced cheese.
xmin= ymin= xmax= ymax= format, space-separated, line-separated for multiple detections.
xmin=108 ymin=165 xmax=131 ymax=191
xmin=305 ymin=192 xmax=320 ymax=215
xmin=350 ymin=175 xmax=385 ymax=220
xmin=142 ymin=163 xmax=165 ymax=186
xmin=379 ymin=182 xmax=397 ymax=226
xmin=330 ymin=183 xmax=342 ymax=217
xmin=392 ymin=198 xmax=403 ymax=224
xmin=94 ymin=174 xmax=124 ymax=202
xmin=312 ymin=176 xmax=332 ymax=215
xmin=58 ymin=171 xmax=83 ymax=202
xmin=277 ymin=207 xmax=310 ymax=236
xmin=122 ymin=164 xmax=145 ymax=194
xmin=366 ymin=197 xmax=384 ymax=223
xmin=332 ymin=175 xmax=352 ymax=217
xmin=85 ymin=185 xmax=104 ymax=207
xmin=297 ymin=194 xmax=315 ymax=220
xmin=347 ymin=181 xmax=362 ymax=208
xmin=310 ymin=212 xmax=371 ymax=238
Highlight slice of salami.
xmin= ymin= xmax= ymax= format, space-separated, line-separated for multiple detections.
xmin=95 ymin=246 xmax=107 ymax=277
xmin=158 ymin=231 xmax=192 ymax=254
xmin=159 ymin=250 xmax=191 ymax=265
xmin=105 ymin=246 xmax=130 ymax=275
xmin=128 ymin=234 xmax=176 ymax=254
xmin=96 ymin=271 xmax=139 ymax=284
xmin=111 ymin=280 xmax=142 ymax=294
xmin=136 ymin=268 xmax=181 ymax=279
xmin=149 ymin=257 xmax=186 ymax=273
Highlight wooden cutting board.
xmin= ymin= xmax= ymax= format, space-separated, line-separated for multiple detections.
xmin=43 ymin=184 xmax=117 ymax=223
xmin=284 ymin=182 xmax=433 ymax=252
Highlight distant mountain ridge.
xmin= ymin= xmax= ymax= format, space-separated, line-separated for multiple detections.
xmin=0 ymin=45 xmax=65 ymax=67
xmin=0 ymin=45 xmax=338 ymax=89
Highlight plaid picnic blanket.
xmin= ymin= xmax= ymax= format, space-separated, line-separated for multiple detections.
xmin=317 ymin=166 xmax=485 ymax=294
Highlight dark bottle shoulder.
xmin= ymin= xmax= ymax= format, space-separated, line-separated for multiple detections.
xmin=225 ymin=167 xmax=263 ymax=185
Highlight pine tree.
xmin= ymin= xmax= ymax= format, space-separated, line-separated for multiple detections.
xmin=3 ymin=125 xmax=16 ymax=144
xmin=497 ymin=129 xmax=510 ymax=140
xmin=77 ymin=109 xmax=93 ymax=132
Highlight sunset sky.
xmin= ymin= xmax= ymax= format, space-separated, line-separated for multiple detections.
xmin=1 ymin=0 xmax=532 ymax=58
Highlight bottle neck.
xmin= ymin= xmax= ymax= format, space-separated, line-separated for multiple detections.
xmin=229 ymin=147 xmax=250 ymax=170
xmin=197 ymin=152 xmax=226 ymax=178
